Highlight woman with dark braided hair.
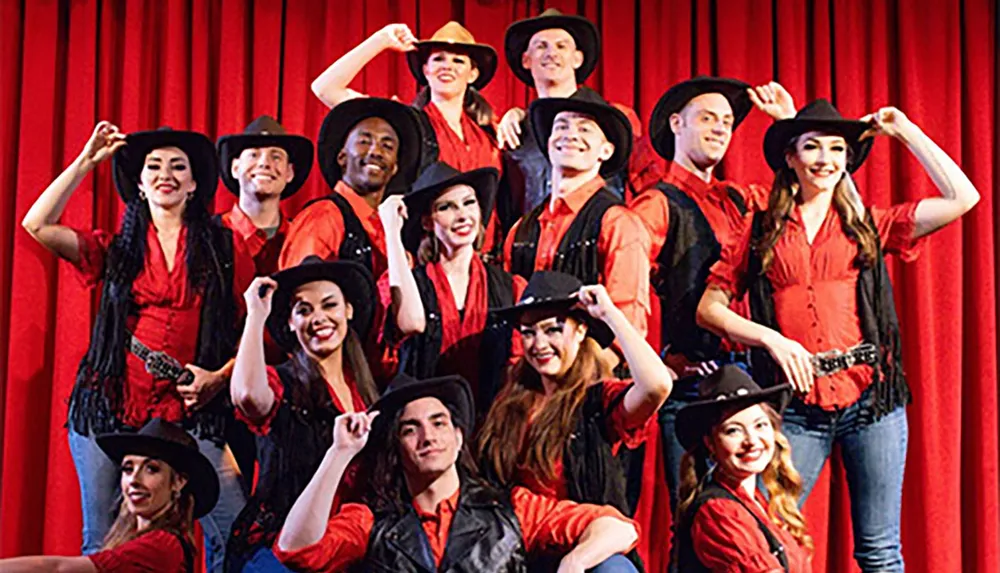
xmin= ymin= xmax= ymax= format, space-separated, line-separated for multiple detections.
xmin=21 ymin=121 xmax=255 ymax=572
xmin=697 ymin=100 xmax=980 ymax=571
xmin=311 ymin=22 xmax=506 ymax=258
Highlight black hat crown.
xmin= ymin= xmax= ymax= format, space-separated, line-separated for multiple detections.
xmin=412 ymin=162 xmax=464 ymax=190
xmin=370 ymin=373 xmax=475 ymax=434
xmin=696 ymin=365 xmax=768 ymax=401
xmin=242 ymin=115 xmax=289 ymax=136
xmin=791 ymin=99 xmax=847 ymax=122
xmin=133 ymin=417 xmax=198 ymax=448
xmin=517 ymin=271 xmax=583 ymax=307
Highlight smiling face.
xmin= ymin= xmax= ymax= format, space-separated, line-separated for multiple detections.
xmin=120 ymin=455 xmax=187 ymax=521
xmin=522 ymin=28 xmax=583 ymax=86
xmin=287 ymin=280 xmax=354 ymax=358
xmin=705 ymin=403 xmax=776 ymax=481
xmin=425 ymin=183 xmax=481 ymax=253
xmin=547 ymin=111 xmax=614 ymax=174
xmin=785 ymin=131 xmax=848 ymax=193
xmin=137 ymin=146 xmax=197 ymax=210
xmin=423 ymin=49 xmax=479 ymax=99
xmin=517 ymin=312 xmax=587 ymax=381
xmin=338 ymin=117 xmax=400 ymax=195
xmin=231 ymin=145 xmax=295 ymax=199
xmin=397 ymin=396 xmax=463 ymax=480
xmin=670 ymin=92 xmax=735 ymax=168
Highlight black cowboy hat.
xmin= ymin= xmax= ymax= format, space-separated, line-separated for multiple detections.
xmin=369 ymin=373 xmax=475 ymax=434
xmin=267 ymin=256 xmax=376 ymax=352
xmin=401 ymin=162 xmax=499 ymax=255
xmin=675 ymin=365 xmax=792 ymax=452
xmin=504 ymin=8 xmax=600 ymax=88
xmin=648 ymin=76 xmax=753 ymax=161
xmin=316 ymin=97 xmax=423 ymax=191
xmin=529 ymin=95 xmax=633 ymax=177
xmin=494 ymin=270 xmax=615 ymax=348
xmin=217 ymin=115 xmax=314 ymax=199
xmin=97 ymin=418 xmax=220 ymax=519
xmin=406 ymin=21 xmax=498 ymax=91
xmin=763 ymin=98 xmax=874 ymax=173
xmin=112 ymin=127 xmax=218 ymax=204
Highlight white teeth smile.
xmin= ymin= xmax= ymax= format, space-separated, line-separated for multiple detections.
xmin=128 ymin=491 xmax=150 ymax=502
xmin=312 ymin=326 xmax=334 ymax=339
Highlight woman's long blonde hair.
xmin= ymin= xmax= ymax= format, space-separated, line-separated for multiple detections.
xmin=755 ymin=138 xmax=876 ymax=273
xmin=677 ymin=403 xmax=813 ymax=552
xmin=103 ymin=464 xmax=195 ymax=551
xmin=477 ymin=316 xmax=613 ymax=487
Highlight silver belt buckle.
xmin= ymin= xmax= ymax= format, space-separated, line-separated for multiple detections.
xmin=812 ymin=348 xmax=845 ymax=378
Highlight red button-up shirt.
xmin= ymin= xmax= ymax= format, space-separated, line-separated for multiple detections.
xmin=88 ymin=529 xmax=189 ymax=573
xmin=220 ymin=204 xmax=289 ymax=276
xmin=689 ymin=479 xmax=812 ymax=573
xmin=502 ymin=176 xmax=651 ymax=336
xmin=279 ymin=180 xmax=387 ymax=277
xmin=708 ymin=201 xmax=923 ymax=409
xmin=272 ymin=485 xmax=638 ymax=572
xmin=73 ymin=224 xmax=254 ymax=428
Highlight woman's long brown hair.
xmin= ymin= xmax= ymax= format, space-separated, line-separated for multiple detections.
xmin=103 ymin=465 xmax=195 ymax=551
xmin=477 ymin=319 xmax=612 ymax=487
xmin=676 ymin=403 xmax=813 ymax=552
xmin=755 ymin=138 xmax=878 ymax=273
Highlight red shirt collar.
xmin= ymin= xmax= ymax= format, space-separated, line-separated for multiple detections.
xmin=413 ymin=486 xmax=461 ymax=521
xmin=225 ymin=203 xmax=288 ymax=240
xmin=545 ymin=175 xmax=607 ymax=217
xmin=334 ymin=180 xmax=379 ymax=221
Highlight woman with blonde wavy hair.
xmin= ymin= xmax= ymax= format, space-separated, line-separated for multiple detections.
xmin=673 ymin=365 xmax=809 ymax=572
xmin=478 ymin=270 xmax=673 ymax=571
xmin=697 ymin=99 xmax=980 ymax=571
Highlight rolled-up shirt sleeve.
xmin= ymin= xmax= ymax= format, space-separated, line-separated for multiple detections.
xmin=272 ymin=503 xmax=374 ymax=572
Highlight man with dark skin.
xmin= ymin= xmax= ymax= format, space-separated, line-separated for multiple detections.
xmin=279 ymin=98 xmax=422 ymax=279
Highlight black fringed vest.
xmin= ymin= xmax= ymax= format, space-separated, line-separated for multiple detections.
xmin=652 ymin=182 xmax=747 ymax=361
xmin=68 ymin=223 xmax=237 ymax=445
xmin=397 ymin=263 xmax=515 ymax=422
xmin=745 ymin=211 xmax=911 ymax=416
xmin=226 ymin=361 xmax=347 ymax=567
xmin=508 ymin=188 xmax=622 ymax=283
xmin=360 ymin=480 xmax=526 ymax=573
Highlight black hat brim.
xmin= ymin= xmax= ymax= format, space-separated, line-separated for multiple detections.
xmin=369 ymin=375 xmax=475 ymax=434
xmin=267 ymin=260 xmax=376 ymax=352
xmin=112 ymin=130 xmax=219 ymax=205
xmin=96 ymin=433 xmax=221 ymax=519
xmin=649 ymin=77 xmax=753 ymax=161
xmin=763 ymin=118 xmax=874 ymax=173
xmin=217 ymin=133 xmax=314 ymax=199
xmin=406 ymin=42 xmax=498 ymax=91
xmin=317 ymin=98 xmax=422 ymax=192
xmin=675 ymin=383 xmax=792 ymax=452
xmin=530 ymin=98 xmax=633 ymax=177
xmin=401 ymin=167 xmax=499 ymax=255
xmin=504 ymin=13 xmax=600 ymax=87
xmin=494 ymin=297 xmax=615 ymax=349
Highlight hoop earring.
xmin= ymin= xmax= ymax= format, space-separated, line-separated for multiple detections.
xmin=138 ymin=190 xmax=147 ymax=201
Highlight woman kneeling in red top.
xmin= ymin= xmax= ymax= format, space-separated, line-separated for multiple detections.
xmin=0 ymin=418 xmax=219 ymax=573
xmin=674 ymin=366 xmax=810 ymax=573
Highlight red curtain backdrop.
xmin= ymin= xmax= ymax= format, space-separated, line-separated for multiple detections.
xmin=0 ymin=1 xmax=996 ymax=571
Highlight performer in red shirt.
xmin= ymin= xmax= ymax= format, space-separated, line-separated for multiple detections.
xmin=502 ymin=95 xmax=651 ymax=350
xmin=673 ymin=366 xmax=811 ymax=573
xmin=698 ymin=100 xmax=981 ymax=571
xmin=274 ymin=372 xmax=640 ymax=572
xmin=279 ymin=97 xmax=422 ymax=278
xmin=217 ymin=115 xmax=312 ymax=277
xmin=310 ymin=22 xmax=506 ymax=259
xmin=0 ymin=418 xmax=221 ymax=573
xmin=226 ymin=257 xmax=379 ymax=572
xmin=629 ymin=77 xmax=797 ymax=513
xmin=21 ymin=123 xmax=254 ymax=571
xmin=378 ymin=162 xmax=526 ymax=422
xmin=478 ymin=271 xmax=672 ymax=571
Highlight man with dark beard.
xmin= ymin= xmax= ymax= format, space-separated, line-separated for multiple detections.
xmin=279 ymin=98 xmax=422 ymax=279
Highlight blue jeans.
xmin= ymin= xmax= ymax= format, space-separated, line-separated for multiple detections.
xmin=69 ymin=428 xmax=247 ymax=572
xmin=238 ymin=546 xmax=294 ymax=572
xmin=588 ymin=554 xmax=639 ymax=572
xmin=782 ymin=395 xmax=908 ymax=572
